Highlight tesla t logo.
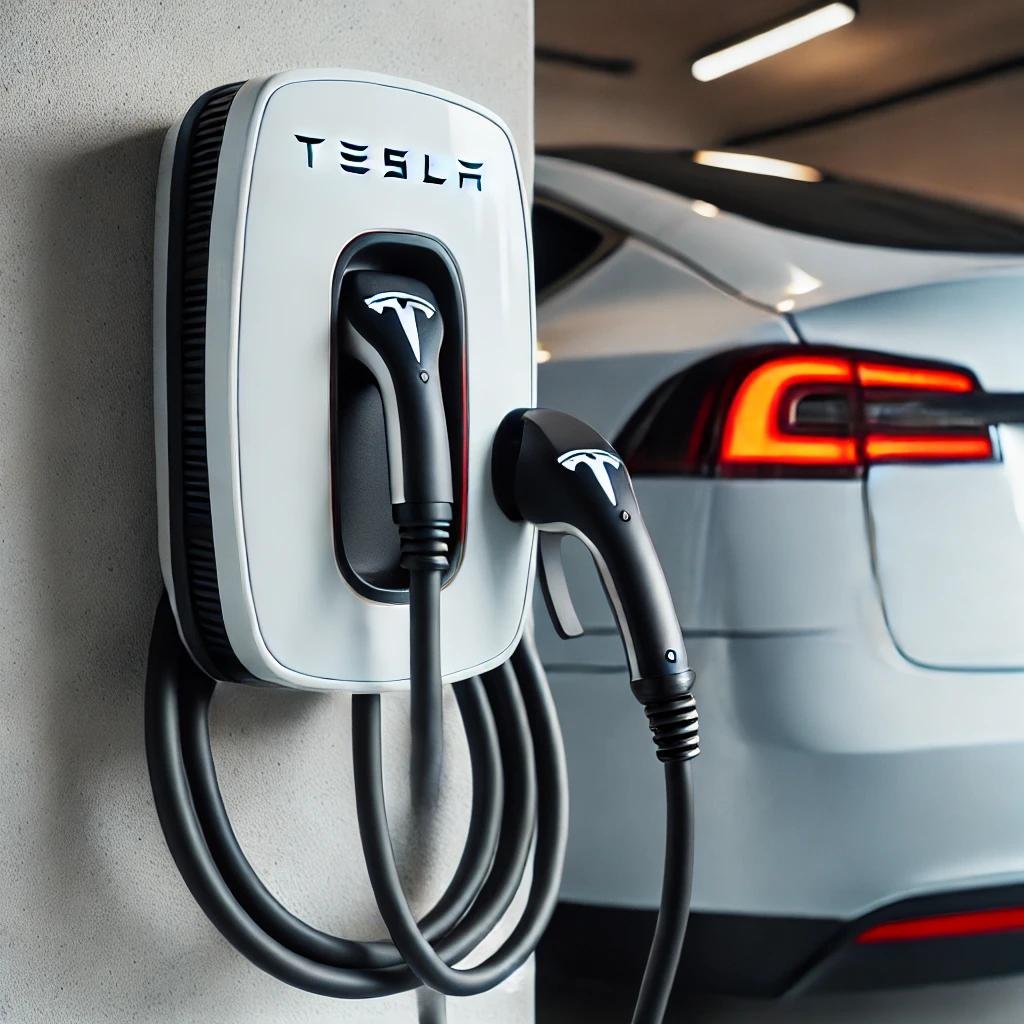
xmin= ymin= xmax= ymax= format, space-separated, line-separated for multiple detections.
xmin=364 ymin=291 xmax=436 ymax=362
xmin=557 ymin=449 xmax=622 ymax=505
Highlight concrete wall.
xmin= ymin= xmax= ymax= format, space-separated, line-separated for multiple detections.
xmin=0 ymin=3 xmax=532 ymax=1021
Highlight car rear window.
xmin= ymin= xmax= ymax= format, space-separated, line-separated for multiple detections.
xmin=532 ymin=199 xmax=623 ymax=299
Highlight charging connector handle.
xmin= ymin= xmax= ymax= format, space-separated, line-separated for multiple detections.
xmin=340 ymin=270 xmax=455 ymax=811
xmin=340 ymin=271 xmax=453 ymax=509
xmin=493 ymin=408 xmax=694 ymax=700
xmin=492 ymin=407 xmax=699 ymax=1024
xmin=491 ymin=405 xmax=699 ymax=762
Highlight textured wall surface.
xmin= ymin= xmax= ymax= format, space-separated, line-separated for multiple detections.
xmin=0 ymin=3 xmax=532 ymax=1021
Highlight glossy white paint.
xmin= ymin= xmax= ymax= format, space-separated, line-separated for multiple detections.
xmin=157 ymin=70 xmax=536 ymax=691
xmin=868 ymin=461 xmax=1024 ymax=669
xmin=538 ymin=471 xmax=1024 ymax=918
xmin=538 ymin=237 xmax=785 ymax=359
xmin=798 ymin=273 xmax=1024 ymax=669
xmin=536 ymin=156 xmax=1024 ymax=315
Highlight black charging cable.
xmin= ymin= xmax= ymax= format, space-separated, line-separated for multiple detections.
xmin=630 ymin=682 xmax=698 ymax=1024
xmin=350 ymin=630 xmax=568 ymax=996
xmin=339 ymin=271 xmax=455 ymax=815
xmin=148 ymin=590 xmax=696 ymax=1023
xmin=145 ymin=595 xmax=567 ymax=1004
xmin=147 ymin=394 xmax=699 ymax=1023
xmin=397 ymin=503 xmax=451 ymax=812
xmin=338 ymin=269 xmax=466 ymax=1018
xmin=486 ymin=406 xmax=702 ymax=1023
xmin=353 ymin=622 xmax=698 ymax=1024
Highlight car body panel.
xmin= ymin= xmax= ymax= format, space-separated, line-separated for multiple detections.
xmin=537 ymin=473 xmax=1024 ymax=920
xmin=537 ymin=155 xmax=1024 ymax=314
xmin=795 ymin=274 xmax=1024 ymax=669
xmin=538 ymin=236 xmax=789 ymax=359
xmin=533 ymin=154 xmax=1024 ymax=933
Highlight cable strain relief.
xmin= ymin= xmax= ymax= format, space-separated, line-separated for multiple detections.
xmin=632 ymin=675 xmax=700 ymax=764
xmin=630 ymin=669 xmax=695 ymax=705
xmin=396 ymin=503 xmax=453 ymax=572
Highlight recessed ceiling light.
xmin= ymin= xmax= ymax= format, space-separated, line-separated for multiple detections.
xmin=693 ymin=150 xmax=823 ymax=183
xmin=537 ymin=348 xmax=552 ymax=364
xmin=691 ymin=200 xmax=720 ymax=218
xmin=692 ymin=2 xmax=856 ymax=83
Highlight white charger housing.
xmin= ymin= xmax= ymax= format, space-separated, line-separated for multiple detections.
xmin=154 ymin=69 xmax=536 ymax=691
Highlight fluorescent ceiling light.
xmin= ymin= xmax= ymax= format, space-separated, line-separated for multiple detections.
xmin=693 ymin=150 xmax=823 ymax=182
xmin=692 ymin=2 xmax=856 ymax=82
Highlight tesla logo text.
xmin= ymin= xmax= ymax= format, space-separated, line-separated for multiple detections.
xmin=294 ymin=135 xmax=483 ymax=191
xmin=557 ymin=449 xmax=622 ymax=505
xmin=365 ymin=292 xmax=436 ymax=362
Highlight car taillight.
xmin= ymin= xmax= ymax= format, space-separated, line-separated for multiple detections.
xmin=857 ymin=907 xmax=1024 ymax=944
xmin=617 ymin=345 xmax=996 ymax=480
xmin=721 ymin=356 xmax=859 ymax=469
xmin=855 ymin=360 xmax=993 ymax=464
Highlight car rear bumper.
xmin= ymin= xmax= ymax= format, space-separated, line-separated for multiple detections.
xmin=540 ymin=881 xmax=1024 ymax=996
xmin=545 ymin=628 xmax=1024 ymax=922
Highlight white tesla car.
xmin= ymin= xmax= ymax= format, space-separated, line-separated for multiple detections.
xmin=531 ymin=148 xmax=1024 ymax=996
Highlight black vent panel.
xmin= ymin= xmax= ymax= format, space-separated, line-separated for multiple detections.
xmin=165 ymin=82 xmax=250 ymax=681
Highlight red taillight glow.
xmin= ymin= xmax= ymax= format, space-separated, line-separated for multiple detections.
xmin=865 ymin=434 xmax=994 ymax=462
xmin=857 ymin=907 xmax=1024 ymax=944
xmin=721 ymin=356 xmax=857 ymax=467
xmin=857 ymin=362 xmax=975 ymax=393
xmin=857 ymin=358 xmax=993 ymax=463
xmin=716 ymin=351 xmax=993 ymax=475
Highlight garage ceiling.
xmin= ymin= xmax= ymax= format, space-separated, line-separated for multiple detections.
xmin=536 ymin=0 xmax=1024 ymax=218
